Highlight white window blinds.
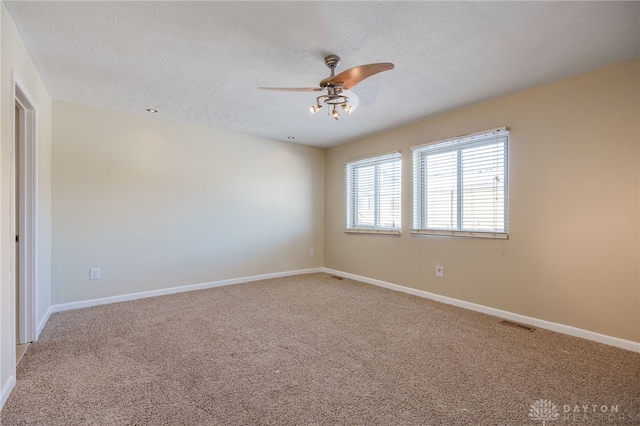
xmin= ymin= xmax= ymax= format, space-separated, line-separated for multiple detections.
xmin=346 ymin=152 xmax=401 ymax=233
xmin=412 ymin=128 xmax=508 ymax=238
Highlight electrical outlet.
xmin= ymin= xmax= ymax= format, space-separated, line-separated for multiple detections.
xmin=90 ymin=268 xmax=101 ymax=280
xmin=309 ymin=248 xmax=315 ymax=256
xmin=435 ymin=264 xmax=444 ymax=278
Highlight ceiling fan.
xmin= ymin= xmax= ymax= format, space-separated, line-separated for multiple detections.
xmin=259 ymin=55 xmax=394 ymax=120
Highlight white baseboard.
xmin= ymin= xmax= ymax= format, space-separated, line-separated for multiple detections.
xmin=323 ymin=268 xmax=640 ymax=353
xmin=37 ymin=306 xmax=53 ymax=338
xmin=50 ymin=268 xmax=324 ymax=314
xmin=1 ymin=374 xmax=16 ymax=411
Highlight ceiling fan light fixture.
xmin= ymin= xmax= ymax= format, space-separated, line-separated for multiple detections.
xmin=310 ymin=104 xmax=321 ymax=113
xmin=341 ymin=104 xmax=353 ymax=114
xmin=331 ymin=107 xmax=339 ymax=120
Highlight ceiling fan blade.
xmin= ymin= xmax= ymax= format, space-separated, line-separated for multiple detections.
xmin=328 ymin=63 xmax=394 ymax=90
xmin=259 ymin=87 xmax=322 ymax=92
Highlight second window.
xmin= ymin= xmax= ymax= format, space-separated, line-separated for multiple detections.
xmin=346 ymin=152 xmax=401 ymax=233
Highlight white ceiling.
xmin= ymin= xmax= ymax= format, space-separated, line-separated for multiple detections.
xmin=5 ymin=1 xmax=639 ymax=148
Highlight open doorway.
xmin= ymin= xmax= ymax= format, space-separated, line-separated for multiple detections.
xmin=13 ymin=75 xmax=38 ymax=364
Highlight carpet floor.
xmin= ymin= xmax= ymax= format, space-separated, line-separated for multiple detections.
xmin=1 ymin=273 xmax=639 ymax=425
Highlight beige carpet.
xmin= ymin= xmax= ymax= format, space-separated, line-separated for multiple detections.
xmin=2 ymin=273 xmax=639 ymax=425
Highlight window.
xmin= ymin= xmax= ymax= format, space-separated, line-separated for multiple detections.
xmin=412 ymin=128 xmax=508 ymax=239
xmin=346 ymin=152 xmax=401 ymax=233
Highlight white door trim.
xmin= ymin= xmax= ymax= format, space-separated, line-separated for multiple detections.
xmin=12 ymin=71 xmax=38 ymax=345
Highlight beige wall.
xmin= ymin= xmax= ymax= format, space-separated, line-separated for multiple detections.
xmin=52 ymin=101 xmax=324 ymax=304
xmin=325 ymin=58 xmax=640 ymax=342
xmin=0 ymin=2 xmax=53 ymax=405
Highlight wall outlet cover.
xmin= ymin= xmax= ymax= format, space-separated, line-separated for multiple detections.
xmin=90 ymin=267 xmax=101 ymax=280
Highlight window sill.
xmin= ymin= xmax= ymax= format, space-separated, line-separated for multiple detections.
xmin=345 ymin=229 xmax=401 ymax=236
xmin=410 ymin=229 xmax=508 ymax=239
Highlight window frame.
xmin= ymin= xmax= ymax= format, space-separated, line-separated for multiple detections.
xmin=345 ymin=151 xmax=402 ymax=235
xmin=411 ymin=128 xmax=509 ymax=239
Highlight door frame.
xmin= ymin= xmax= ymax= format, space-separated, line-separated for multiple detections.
xmin=12 ymin=71 xmax=38 ymax=346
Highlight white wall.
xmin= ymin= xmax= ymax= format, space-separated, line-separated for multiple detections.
xmin=0 ymin=2 xmax=52 ymax=407
xmin=52 ymin=101 xmax=324 ymax=304
xmin=324 ymin=58 xmax=640 ymax=343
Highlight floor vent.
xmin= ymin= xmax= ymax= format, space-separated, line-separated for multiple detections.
xmin=499 ymin=319 xmax=535 ymax=332
xmin=332 ymin=275 xmax=344 ymax=280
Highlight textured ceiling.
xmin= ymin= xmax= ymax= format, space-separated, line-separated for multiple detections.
xmin=5 ymin=1 xmax=640 ymax=147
